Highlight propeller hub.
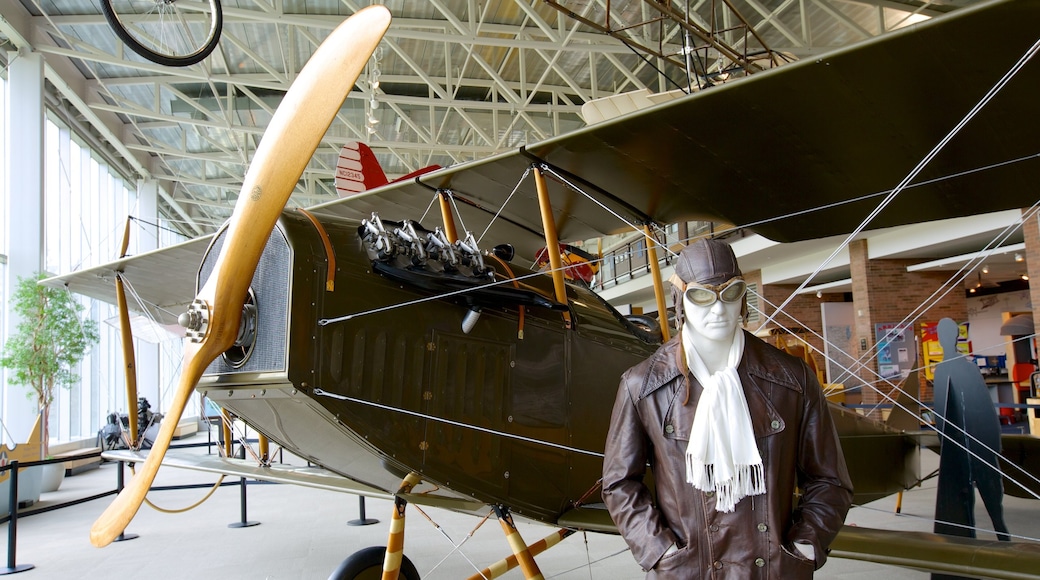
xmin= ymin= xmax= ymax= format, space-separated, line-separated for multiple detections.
xmin=222 ymin=290 xmax=258 ymax=369
xmin=179 ymin=299 xmax=210 ymax=343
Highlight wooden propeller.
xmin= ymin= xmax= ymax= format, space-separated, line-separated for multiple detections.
xmin=90 ymin=5 xmax=392 ymax=548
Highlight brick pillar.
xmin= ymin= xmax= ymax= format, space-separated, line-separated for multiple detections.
xmin=849 ymin=240 xmax=875 ymax=405
xmin=849 ymin=239 xmax=968 ymax=405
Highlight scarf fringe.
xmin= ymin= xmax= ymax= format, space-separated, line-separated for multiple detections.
xmin=686 ymin=459 xmax=765 ymax=513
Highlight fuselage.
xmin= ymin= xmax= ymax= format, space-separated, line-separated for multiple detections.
xmin=197 ymin=210 xmax=655 ymax=523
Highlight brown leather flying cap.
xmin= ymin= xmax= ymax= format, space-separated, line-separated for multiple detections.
xmin=674 ymin=238 xmax=742 ymax=286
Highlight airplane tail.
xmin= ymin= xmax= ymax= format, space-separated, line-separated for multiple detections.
xmin=336 ymin=141 xmax=442 ymax=197
xmin=336 ymin=141 xmax=389 ymax=196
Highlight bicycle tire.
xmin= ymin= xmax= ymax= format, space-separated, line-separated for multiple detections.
xmin=101 ymin=0 xmax=222 ymax=67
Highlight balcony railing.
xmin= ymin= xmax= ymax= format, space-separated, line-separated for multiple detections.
xmin=593 ymin=222 xmax=719 ymax=290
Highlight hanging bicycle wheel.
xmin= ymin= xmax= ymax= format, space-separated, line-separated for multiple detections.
xmin=101 ymin=0 xmax=222 ymax=67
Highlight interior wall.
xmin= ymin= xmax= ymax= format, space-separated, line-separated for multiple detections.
xmin=966 ymin=289 xmax=1031 ymax=357
xmin=822 ymin=302 xmax=860 ymax=391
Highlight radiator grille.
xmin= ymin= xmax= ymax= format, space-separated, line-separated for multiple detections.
xmin=200 ymin=227 xmax=291 ymax=375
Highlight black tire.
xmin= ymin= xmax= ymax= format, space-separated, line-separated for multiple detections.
xmin=101 ymin=0 xmax=222 ymax=67
xmin=625 ymin=314 xmax=663 ymax=343
xmin=328 ymin=546 xmax=420 ymax=580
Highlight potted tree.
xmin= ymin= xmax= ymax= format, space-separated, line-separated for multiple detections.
xmin=1 ymin=273 xmax=99 ymax=491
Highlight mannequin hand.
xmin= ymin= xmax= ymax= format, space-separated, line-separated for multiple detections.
xmin=794 ymin=541 xmax=815 ymax=561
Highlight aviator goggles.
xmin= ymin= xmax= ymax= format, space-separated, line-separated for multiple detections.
xmin=684 ymin=278 xmax=747 ymax=307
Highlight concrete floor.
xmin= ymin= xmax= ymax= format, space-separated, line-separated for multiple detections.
xmin=3 ymin=429 xmax=1037 ymax=579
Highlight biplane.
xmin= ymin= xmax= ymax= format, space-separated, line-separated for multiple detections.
xmin=43 ymin=0 xmax=1040 ymax=578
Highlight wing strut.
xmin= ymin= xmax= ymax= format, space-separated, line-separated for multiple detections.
xmin=438 ymin=190 xmax=460 ymax=243
xmin=114 ymin=217 xmax=140 ymax=445
xmin=533 ymin=166 xmax=572 ymax=328
xmin=644 ymin=224 xmax=672 ymax=342
xmin=493 ymin=505 xmax=545 ymax=580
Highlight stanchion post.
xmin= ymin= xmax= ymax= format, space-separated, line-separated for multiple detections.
xmin=113 ymin=461 xmax=139 ymax=542
xmin=1 ymin=461 xmax=34 ymax=574
xmin=348 ymin=495 xmax=379 ymax=526
xmin=228 ymin=477 xmax=259 ymax=528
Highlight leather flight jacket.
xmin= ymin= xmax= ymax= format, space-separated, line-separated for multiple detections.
xmin=603 ymin=331 xmax=853 ymax=579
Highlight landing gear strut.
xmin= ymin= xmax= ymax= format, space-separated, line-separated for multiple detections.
xmin=331 ymin=473 xmax=576 ymax=580
xmin=332 ymin=473 xmax=422 ymax=580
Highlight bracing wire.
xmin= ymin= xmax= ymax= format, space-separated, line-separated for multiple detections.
xmin=477 ymin=165 xmax=532 ymax=244
xmin=72 ymin=12 xmax=1040 ymax=549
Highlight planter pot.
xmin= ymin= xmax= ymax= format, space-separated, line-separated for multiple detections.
xmin=0 ymin=465 xmax=42 ymax=513
xmin=41 ymin=462 xmax=65 ymax=493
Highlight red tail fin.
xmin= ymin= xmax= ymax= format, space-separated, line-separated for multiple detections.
xmin=336 ymin=141 xmax=389 ymax=197
xmin=336 ymin=141 xmax=442 ymax=196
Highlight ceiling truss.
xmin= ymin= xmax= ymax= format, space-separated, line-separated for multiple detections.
xmin=0 ymin=0 xmax=954 ymax=237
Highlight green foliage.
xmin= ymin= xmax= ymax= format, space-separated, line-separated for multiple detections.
xmin=0 ymin=273 xmax=100 ymax=411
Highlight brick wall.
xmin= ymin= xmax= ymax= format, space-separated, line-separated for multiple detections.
xmin=744 ymin=270 xmax=844 ymax=380
xmin=850 ymin=240 xmax=968 ymax=405
xmin=748 ymin=240 xmax=969 ymax=407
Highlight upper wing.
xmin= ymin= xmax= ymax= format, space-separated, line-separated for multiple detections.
xmin=45 ymin=0 xmax=1040 ymax=307
xmin=315 ymin=0 xmax=1040 ymax=256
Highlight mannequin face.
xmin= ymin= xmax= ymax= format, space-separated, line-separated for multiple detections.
xmin=683 ymin=279 xmax=744 ymax=345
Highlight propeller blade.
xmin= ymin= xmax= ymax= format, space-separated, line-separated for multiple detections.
xmin=89 ymin=5 xmax=392 ymax=548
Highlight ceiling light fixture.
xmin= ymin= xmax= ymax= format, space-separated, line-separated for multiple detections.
xmin=1023 ymin=274 xmax=1030 ymax=281
xmin=366 ymin=47 xmax=384 ymax=137
xmin=1016 ymin=253 xmax=1024 ymax=262
xmin=982 ymin=265 xmax=990 ymax=274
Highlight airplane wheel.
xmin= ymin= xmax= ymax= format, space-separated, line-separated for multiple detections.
xmin=625 ymin=314 xmax=663 ymax=342
xmin=328 ymin=546 xmax=420 ymax=580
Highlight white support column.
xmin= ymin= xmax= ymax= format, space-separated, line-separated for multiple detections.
xmin=3 ymin=49 xmax=45 ymax=445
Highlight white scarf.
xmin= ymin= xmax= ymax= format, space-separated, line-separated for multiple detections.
xmin=682 ymin=321 xmax=764 ymax=512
